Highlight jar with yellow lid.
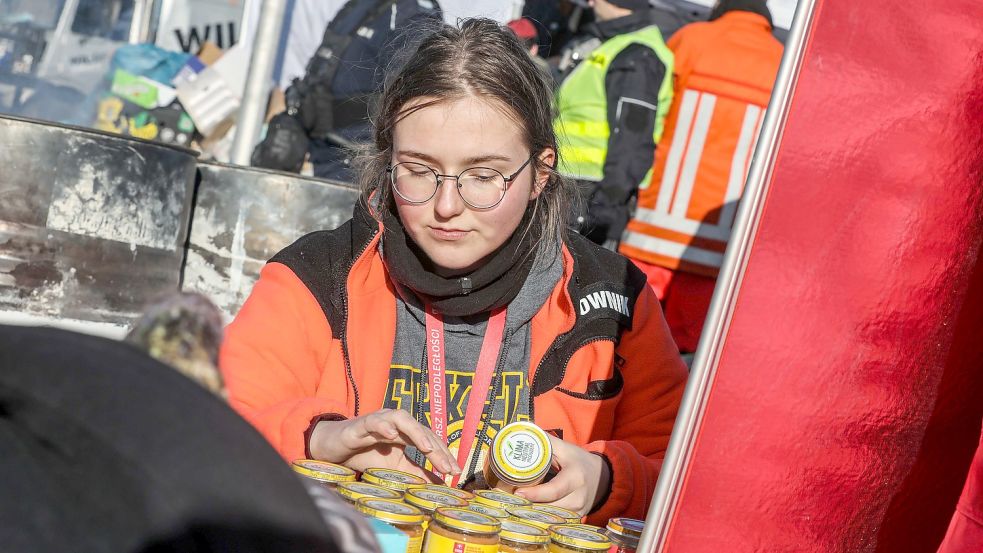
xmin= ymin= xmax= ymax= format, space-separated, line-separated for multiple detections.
xmin=548 ymin=526 xmax=611 ymax=553
xmin=422 ymin=507 xmax=501 ymax=553
xmin=362 ymin=468 xmax=428 ymax=493
xmin=356 ymin=498 xmax=426 ymax=553
xmin=291 ymin=459 xmax=357 ymax=489
xmin=505 ymin=506 xmax=566 ymax=531
xmin=483 ymin=422 xmax=553 ymax=493
xmin=556 ymin=524 xmax=603 ymax=533
xmin=336 ymin=481 xmax=402 ymax=506
xmin=472 ymin=489 xmax=532 ymax=510
xmin=604 ymin=517 xmax=645 ymax=553
xmin=529 ymin=505 xmax=581 ymax=525
xmin=500 ymin=520 xmax=550 ymax=553
xmin=424 ymin=484 xmax=475 ymax=502
xmin=468 ymin=503 xmax=509 ymax=520
xmin=404 ymin=488 xmax=468 ymax=529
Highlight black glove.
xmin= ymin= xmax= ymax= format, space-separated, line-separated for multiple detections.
xmin=250 ymin=112 xmax=310 ymax=173
xmin=577 ymin=187 xmax=631 ymax=248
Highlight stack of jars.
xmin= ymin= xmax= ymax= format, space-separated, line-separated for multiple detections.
xmin=289 ymin=421 xmax=647 ymax=553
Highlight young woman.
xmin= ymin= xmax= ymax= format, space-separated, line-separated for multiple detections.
xmin=220 ymin=18 xmax=687 ymax=525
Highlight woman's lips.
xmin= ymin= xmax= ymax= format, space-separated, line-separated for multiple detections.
xmin=428 ymin=226 xmax=470 ymax=241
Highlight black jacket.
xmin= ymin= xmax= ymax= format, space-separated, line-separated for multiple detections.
xmin=562 ymin=9 xmax=672 ymax=246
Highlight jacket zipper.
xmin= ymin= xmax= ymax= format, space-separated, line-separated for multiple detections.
xmin=528 ymin=336 xmax=614 ymax=421
xmin=341 ymin=229 xmax=378 ymax=417
xmin=464 ymin=329 xmax=513 ymax=481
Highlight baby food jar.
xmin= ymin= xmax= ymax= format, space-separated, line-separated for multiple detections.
xmin=336 ymin=481 xmax=402 ymax=506
xmin=424 ymin=484 xmax=475 ymax=502
xmin=356 ymin=497 xmax=426 ymax=553
xmin=483 ymin=422 xmax=553 ymax=493
xmin=499 ymin=520 xmax=550 ymax=553
xmin=506 ymin=506 xmax=566 ymax=531
xmin=422 ymin=507 xmax=501 ymax=553
xmin=529 ymin=505 xmax=581 ymax=525
xmin=547 ymin=526 xmax=611 ymax=553
xmin=291 ymin=459 xmax=357 ymax=489
xmin=471 ymin=489 xmax=532 ymax=511
xmin=404 ymin=488 xmax=468 ymax=529
xmin=468 ymin=503 xmax=509 ymax=521
xmin=362 ymin=468 xmax=428 ymax=493
xmin=604 ymin=518 xmax=645 ymax=553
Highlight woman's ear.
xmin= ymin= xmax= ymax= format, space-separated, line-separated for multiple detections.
xmin=530 ymin=148 xmax=556 ymax=200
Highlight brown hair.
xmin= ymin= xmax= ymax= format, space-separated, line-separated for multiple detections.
xmin=353 ymin=17 xmax=576 ymax=259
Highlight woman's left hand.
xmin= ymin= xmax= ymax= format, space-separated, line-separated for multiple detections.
xmin=514 ymin=435 xmax=611 ymax=516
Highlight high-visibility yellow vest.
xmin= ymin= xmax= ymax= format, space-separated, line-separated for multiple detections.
xmin=554 ymin=26 xmax=674 ymax=183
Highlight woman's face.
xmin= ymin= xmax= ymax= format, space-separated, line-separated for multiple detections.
xmin=391 ymin=95 xmax=552 ymax=275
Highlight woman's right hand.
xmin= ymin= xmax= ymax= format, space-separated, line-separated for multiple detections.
xmin=308 ymin=408 xmax=460 ymax=481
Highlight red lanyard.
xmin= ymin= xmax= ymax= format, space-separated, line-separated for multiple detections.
xmin=425 ymin=303 xmax=507 ymax=487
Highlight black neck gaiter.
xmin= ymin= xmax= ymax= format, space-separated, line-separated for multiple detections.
xmin=380 ymin=208 xmax=538 ymax=317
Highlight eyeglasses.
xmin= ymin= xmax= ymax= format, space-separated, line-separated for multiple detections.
xmin=386 ymin=156 xmax=534 ymax=209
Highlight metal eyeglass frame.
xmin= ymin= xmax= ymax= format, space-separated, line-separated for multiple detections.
xmin=385 ymin=156 xmax=534 ymax=209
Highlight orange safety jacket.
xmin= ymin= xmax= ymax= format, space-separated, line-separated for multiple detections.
xmin=620 ymin=11 xmax=784 ymax=277
xmin=220 ymin=204 xmax=687 ymax=525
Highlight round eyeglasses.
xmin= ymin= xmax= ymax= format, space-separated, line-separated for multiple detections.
xmin=386 ymin=156 xmax=534 ymax=209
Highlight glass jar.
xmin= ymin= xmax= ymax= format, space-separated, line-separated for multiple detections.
xmin=547 ymin=526 xmax=611 ymax=553
xmin=483 ymin=422 xmax=553 ymax=493
xmin=423 ymin=507 xmax=501 ymax=553
xmin=471 ymin=489 xmax=532 ymax=511
xmin=505 ymin=506 xmax=566 ymax=531
xmin=291 ymin=459 xmax=357 ymax=489
xmin=404 ymin=488 xmax=468 ymax=529
xmin=468 ymin=503 xmax=509 ymax=521
xmin=500 ymin=520 xmax=550 ymax=553
xmin=604 ymin=518 xmax=644 ymax=553
xmin=424 ymin=484 xmax=475 ymax=502
xmin=529 ymin=505 xmax=581 ymax=525
xmin=356 ymin=497 xmax=426 ymax=553
xmin=336 ymin=481 xmax=402 ymax=507
xmin=362 ymin=468 xmax=428 ymax=493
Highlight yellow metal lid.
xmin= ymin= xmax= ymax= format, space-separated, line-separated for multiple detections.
xmin=490 ymin=422 xmax=552 ymax=483
xmin=424 ymin=484 xmax=475 ymax=502
xmin=500 ymin=520 xmax=550 ymax=545
xmin=549 ymin=526 xmax=611 ymax=551
xmin=472 ymin=489 xmax=532 ymax=509
xmin=432 ymin=507 xmax=501 ymax=535
xmin=291 ymin=459 xmax=357 ymax=483
xmin=356 ymin=498 xmax=424 ymax=526
xmin=606 ymin=517 xmax=645 ymax=539
xmin=336 ymin=481 xmax=402 ymax=502
xmin=468 ymin=503 xmax=509 ymax=520
xmin=404 ymin=488 xmax=467 ymax=513
xmin=505 ymin=506 xmax=566 ymax=529
xmin=529 ymin=504 xmax=581 ymax=523
xmin=361 ymin=468 xmax=427 ymax=491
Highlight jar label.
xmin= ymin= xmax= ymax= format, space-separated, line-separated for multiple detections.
xmin=423 ymin=532 xmax=498 ymax=553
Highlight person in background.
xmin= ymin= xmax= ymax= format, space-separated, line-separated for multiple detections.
xmin=506 ymin=16 xmax=553 ymax=84
xmin=553 ymin=0 xmax=675 ymax=250
xmin=222 ymin=18 xmax=686 ymax=524
xmin=619 ymin=0 xmax=784 ymax=353
xmin=251 ymin=0 xmax=442 ymax=181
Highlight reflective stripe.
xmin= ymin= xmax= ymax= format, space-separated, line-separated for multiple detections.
xmin=633 ymin=206 xmax=734 ymax=242
xmin=671 ymin=93 xmax=716 ymax=217
xmin=718 ymin=105 xmax=763 ymax=230
xmin=621 ymin=231 xmax=725 ymax=268
xmin=655 ymin=90 xmax=700 ymax=214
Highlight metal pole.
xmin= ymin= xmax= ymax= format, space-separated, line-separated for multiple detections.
xmin=634 ymin=0 xmax=820 ymax=551
xmin=230 ymin=0 xmax=288 ymax=166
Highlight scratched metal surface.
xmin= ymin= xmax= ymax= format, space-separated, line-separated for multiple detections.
xmin=182 ymin=162 xmax=360 ymax=321
xmin=0 ymin=115 xmax=197 ymax=325
xmin=662 ymin=0 xmax=983 ymax=551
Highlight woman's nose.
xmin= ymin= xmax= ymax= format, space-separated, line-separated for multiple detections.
xmin=433 ymin=176 xmax=465 ymax=218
